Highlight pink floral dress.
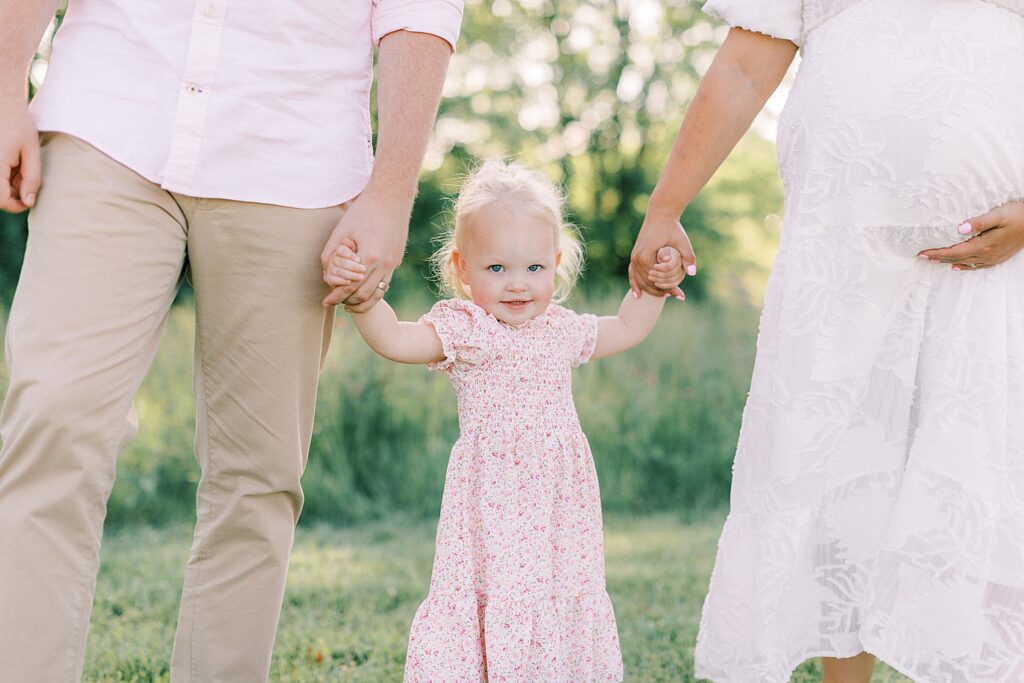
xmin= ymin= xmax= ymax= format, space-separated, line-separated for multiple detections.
xmin=403 ymin=299 xmax=623 ymax=683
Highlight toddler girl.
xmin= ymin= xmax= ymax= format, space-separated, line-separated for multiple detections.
xmin=325 ymin=160 xmax=684 ymax=683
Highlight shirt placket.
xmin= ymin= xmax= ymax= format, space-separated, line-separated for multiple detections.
xmin=162 ymin=0 xmax=227 ymax=195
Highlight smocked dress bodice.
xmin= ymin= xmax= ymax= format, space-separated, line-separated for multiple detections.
xmin=423 ymin=299 xmax=598 ymax=435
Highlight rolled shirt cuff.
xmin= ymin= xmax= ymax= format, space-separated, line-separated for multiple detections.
xmin=372 ymin=0 xmax=465 ymax=50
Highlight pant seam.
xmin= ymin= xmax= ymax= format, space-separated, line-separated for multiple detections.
xmin=187 ymin=306 xmax=217 ymax=683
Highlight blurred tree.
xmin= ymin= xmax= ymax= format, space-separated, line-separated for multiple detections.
xmin=412 ymin=0 xmax=739 ymax=299
xmin=1 ymin=1 xmax=782 ymax=305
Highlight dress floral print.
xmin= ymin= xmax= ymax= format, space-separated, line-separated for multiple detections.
xmin=403 ymin=298 xmax=623 ymax=683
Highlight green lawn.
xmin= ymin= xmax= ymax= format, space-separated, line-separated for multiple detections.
xmin=83 ymin=516 xmax=910 ymax=682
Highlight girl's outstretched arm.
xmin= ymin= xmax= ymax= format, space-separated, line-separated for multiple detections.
xmin=591 ymin=290 xmax=668 ymax=361
xmin=592 ymin=246 xmax=683 ymax=360
xmin=349 ymin=302 xmax=446 ymax=365
xmin=326 ymin=238 xmax=444 ymax=364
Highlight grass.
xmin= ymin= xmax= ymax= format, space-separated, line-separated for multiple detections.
xmin=82 ymin=516 xmax=910 ymax=682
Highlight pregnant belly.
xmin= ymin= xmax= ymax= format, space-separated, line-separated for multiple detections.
xmin=777 ymin=0 xmax=1024 ymax=230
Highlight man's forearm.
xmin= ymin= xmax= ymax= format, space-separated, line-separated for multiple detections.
xmin=0 ymin=0 xmax=62 ymax=97
xmin=367 ymin=29 xmax=453 ymax=205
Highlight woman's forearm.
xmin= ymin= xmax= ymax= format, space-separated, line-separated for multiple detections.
xmin=648 ymin=28 xmax=797 ymax=217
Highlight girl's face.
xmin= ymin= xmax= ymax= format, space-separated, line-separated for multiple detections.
xmin=453 ymin=203 xmax=561 ymax=325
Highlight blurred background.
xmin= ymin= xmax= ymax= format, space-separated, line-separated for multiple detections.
xmin=0 ymin=3 xmax=826 ymax=680
xmin=0 ymin=0 xmax=788 ymax=528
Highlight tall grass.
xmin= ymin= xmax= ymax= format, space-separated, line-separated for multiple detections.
xmin=0 ymin=293 xmax=760 ymax=526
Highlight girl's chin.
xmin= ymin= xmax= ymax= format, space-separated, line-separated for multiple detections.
xmin=489 ymin=302 xmax=542 ymax=325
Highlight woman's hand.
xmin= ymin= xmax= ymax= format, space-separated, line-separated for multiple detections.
xmin=629 ymin=207 xmax=697 ymax=297
xmin=918 ymin=201 xmax=1024 ymax=270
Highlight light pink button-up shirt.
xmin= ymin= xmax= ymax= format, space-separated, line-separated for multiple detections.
xmin=30 ymin=0 xmax=464 ymax=209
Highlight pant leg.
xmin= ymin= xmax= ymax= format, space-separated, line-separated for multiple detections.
xmin=169 ymin=198 xmax=341 ymax=682
xmin=0 ymin=133 xmax=188 ymax=682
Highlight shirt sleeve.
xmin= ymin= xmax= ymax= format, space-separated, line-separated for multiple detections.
xmin=702 ymin=0 xmax=803 ymax=46
xmin=371 ymin=0 xmax=465 ymax=50
xmin=419 ymin=299 xmax=491 ymax=372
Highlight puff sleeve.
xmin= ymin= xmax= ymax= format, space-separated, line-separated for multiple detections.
xmin=702 ymin=0 xmax=804 ymax=46
xmin=550 ymin=305 xmax=599 ymax=368
xmin=419 ymin=299 xmax=494 ymax=372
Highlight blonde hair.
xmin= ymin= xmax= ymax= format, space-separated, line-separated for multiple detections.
xmin=431 ymin=159 xmax=584 ymax=303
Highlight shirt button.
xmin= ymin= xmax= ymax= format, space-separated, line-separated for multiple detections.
xmin=203 ymin=6 xmax=215 ymax=17
xmin=186 ymin=83 xmax=201 ymax=93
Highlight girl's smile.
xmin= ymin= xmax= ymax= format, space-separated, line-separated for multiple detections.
xmin=452 ymin=202 xmax=561 ymax=325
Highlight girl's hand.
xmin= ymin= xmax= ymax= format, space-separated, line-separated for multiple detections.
xmin=649 ymin=246 xmax=686 ymax=301
xmin=918 ymin=201 xmax=1024 ymax=270
xmin=322 ymin=237 xmax=367 ymax=297
xmin=629 ymin=208 xmax=697 ymax=298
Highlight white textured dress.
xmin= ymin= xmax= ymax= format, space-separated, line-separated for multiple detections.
xmin=695 ymin=1 xmax=1024 ymax=681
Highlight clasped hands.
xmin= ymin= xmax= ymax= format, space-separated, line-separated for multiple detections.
xmin=320 ymin=192 xmax=409 ymax=311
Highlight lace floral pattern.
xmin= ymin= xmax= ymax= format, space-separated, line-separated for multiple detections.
xmin=696 ymin=1 xmax=1024 ymax=681
xmin=404 ymin=300 xmax=622 ymax=683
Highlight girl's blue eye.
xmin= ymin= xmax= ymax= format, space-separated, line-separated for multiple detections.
xmin=528 ymin=264 xmax=542 ymax=272
xmin=488 ymin=265 xmax=503 ymax=273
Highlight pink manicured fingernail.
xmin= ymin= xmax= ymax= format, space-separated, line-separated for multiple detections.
xmin=918 ymin=254 xmax=929 ymax=259
xmin=686 ymin=264 xmax=697 ymax=276
xmin=632 ymin=290 xmax=639 ymax=299
xmin=675 ymin=294 xmax=685 ymax=302
xmin=957 ymin=221 xmax=972 ymax=235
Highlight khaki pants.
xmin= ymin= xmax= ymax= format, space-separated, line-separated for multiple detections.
xmin=0 ymin=134 xmax=341 ymax=682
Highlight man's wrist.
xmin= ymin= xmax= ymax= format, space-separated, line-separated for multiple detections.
xmin=359 ymin=178 xmax=417 ymax=212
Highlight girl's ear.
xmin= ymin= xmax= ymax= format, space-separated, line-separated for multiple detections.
xmin=452 ymin=249 xmax=469 ymax=283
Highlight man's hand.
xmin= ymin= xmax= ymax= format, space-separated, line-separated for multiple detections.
xmin=629 ymin=207 xmax=697 ymax=297
xmin=1 ymin=98 xmax=41 ymax=213
xmin=918 ymin=201 xmax=1024 ymax=270
xmin=320 ymin=190 xmax=409 ymax=311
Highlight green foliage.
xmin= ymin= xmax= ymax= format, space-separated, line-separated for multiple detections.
xmin=0 ymin=0 xmax=787 ymax=527
xmin=82 ymin=518 xmax=911 ymax=682
xmin=0 ymin=212 xmax=27 ymax=300
xmin=3 ymin=1 xmax=782 ymax=306
xmin=406 ymin=0 xmax=757 ymax=298
xmin=79 ymin=294 xmax=757 ymax=527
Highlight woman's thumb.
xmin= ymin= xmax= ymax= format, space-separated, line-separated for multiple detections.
xmin=958 ymin=207 xmax=1004 ymax=236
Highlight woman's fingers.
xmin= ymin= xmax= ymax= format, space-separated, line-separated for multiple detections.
xmin=917 ymin=230 xmax=1011 ymax=270
xmin=957 ymin=205 xmax=1006 ymax=237
xmin=918 ymin=238 xmax=983 ymax=263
